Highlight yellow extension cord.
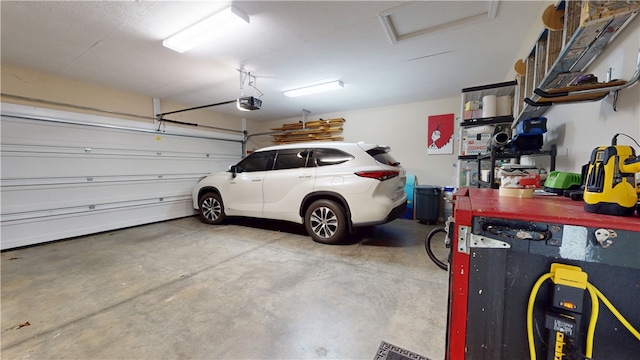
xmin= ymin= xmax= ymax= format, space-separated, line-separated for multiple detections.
xmin=527 ymin=271 xmax=640 ymax=360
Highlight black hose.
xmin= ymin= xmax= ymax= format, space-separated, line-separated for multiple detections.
xmin=425 ymin=227 xmax=448 ymax=270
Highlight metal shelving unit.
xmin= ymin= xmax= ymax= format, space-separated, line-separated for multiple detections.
xmin=457 ymin=82 xmax=516 ymax=187
xmin=458 ymin=80 xmax=559 ymax=188
xmin=476 ymin=144 xmax=557 ymax=189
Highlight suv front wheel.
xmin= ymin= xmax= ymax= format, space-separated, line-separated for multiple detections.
xmin=304 ymin=199 xmax=347 ymax=244
xmin=199 ymin=192 xmax=225 ymax=225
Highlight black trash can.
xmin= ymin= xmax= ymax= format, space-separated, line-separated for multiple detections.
xmin=415 ymin=185 xmax=441 ymax=224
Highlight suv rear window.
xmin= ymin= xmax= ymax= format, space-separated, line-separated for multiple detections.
xmin=367 ymin=147 xmax=400 ymax=166
xmin=313 ymin=148 xmax=354 ymax=166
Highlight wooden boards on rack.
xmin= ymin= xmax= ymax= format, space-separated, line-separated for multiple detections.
xmin=270 ymin=118 xmax=345 ymax=144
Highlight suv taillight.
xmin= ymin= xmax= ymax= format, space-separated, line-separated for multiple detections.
xmin=355 ymin=170 xmax=399 ymax=181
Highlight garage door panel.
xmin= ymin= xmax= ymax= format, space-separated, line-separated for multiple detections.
xmin=0 ymin=103 xmax=242 ymax=249
xmin=1 ymin=199 xmax=194 ymax=250
xmin=1 ymin=116 xmax=240 ymax=156
xmin=1 ymin=152 xmax=231 ymax=178
xmin=2 ymin=177 xmax=197 ymax=215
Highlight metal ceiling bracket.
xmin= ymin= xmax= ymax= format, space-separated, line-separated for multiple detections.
xmin=238 ymin=69 xmax=264 ymax=99
xmin=238 ymin=69 xmax=249 ymax=96
xmin=302 ymin=109 xmax=310 ymax=129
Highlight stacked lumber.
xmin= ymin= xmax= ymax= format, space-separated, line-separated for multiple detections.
xmin=270 ymin=118 xmax=345 ymax=144
xmin=270 ymin=121 xmax=304 ymax=131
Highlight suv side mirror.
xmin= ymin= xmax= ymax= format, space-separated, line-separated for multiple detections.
xmin=230 ymin=165 xmax=238 ymax=178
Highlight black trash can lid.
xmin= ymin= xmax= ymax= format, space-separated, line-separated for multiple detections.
xmin=415 ymin=185 xmax=441 ymax=193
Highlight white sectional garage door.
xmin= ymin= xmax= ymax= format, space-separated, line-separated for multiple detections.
xmin=1 ymin=103 xmax=243 ymax=250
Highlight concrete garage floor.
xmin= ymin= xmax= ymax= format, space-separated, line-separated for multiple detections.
xmin=1 ymin=216 xmax=449 ymax=359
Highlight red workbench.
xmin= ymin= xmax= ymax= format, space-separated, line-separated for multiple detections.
xmin=446 ymin=188 xmax=639 ymax=359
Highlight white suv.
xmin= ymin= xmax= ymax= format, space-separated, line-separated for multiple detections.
xmin=192 ymin=142 xmax=407 ymax=244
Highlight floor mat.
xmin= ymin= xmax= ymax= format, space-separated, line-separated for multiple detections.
xmin=374 ymin=341 xmax=431 ymax=360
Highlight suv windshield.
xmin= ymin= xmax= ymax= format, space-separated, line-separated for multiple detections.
xmin=367 ymin=147 xmax=400 ymax=166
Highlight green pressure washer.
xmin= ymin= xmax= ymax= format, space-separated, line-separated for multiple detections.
xmin=543 ymin=171 xmax=582 ymax=195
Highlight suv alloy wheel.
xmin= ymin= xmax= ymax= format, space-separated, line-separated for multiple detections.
xmin=199 ymin=192 xmax=225 ymax=225
xmin=304 ymin=199 xmax=347 ymax=244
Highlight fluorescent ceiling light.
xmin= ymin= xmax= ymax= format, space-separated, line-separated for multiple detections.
xmin=284 ymin=81 xmax=344 ymax=97
xmin=163 ymin=5 xmax=250 ymax=53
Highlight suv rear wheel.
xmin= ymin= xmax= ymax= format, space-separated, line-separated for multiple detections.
xmin=199 ymin=192 xmax=225 ymax=225
xmin=305 ymin=199 xmax=347 ymax=244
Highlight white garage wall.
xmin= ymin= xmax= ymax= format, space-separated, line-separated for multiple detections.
xmin=253 ymin=7 xmax=640 ymax=187
xmin=1 ymin=65 xmax=245 ymax=136
xmin=1 ymin=103 xmax=242 ymax=249
xmin=538 ymin=23 xmax=640 ymax=173
xmin=250 ymin=97 xmax=462 ymax=188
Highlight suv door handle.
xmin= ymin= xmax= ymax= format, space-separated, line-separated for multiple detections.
xmin=252 ymin=178 xmax=262 ymax=182
xmin=298 ymin=174 xmax=312 ymax=178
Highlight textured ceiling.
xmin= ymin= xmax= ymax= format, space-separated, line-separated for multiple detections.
xmin=0 ymin=1 xmax=543 ymax=122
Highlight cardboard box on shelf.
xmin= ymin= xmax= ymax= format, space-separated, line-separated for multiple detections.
xmin=463 ymin=110 xmax=484 ymax=120
xmin=461 ymin=133 xmax=492 ymax=156
xmin=464 ymin=100 xmax=481 ymax=111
